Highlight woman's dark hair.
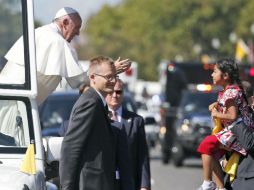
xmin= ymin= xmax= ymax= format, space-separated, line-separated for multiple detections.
xmin=216 ymin=58 xmax=249 ymax=105
xmin=242 ymin=80 xmax=253 ymax=99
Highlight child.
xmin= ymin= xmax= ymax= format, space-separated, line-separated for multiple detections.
xmin=197 ymin=58 xmax=254 ymax=190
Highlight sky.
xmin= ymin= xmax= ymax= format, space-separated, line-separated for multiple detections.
xmin=34 ymin=0 xmax=122 ymax=24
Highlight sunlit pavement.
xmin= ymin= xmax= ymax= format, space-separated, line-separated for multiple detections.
xmin=149 ymin=144 xmax=203 ymax=190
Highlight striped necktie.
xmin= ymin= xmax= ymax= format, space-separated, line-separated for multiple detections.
xmin=111 ymin=111 xmax=118 ymax=122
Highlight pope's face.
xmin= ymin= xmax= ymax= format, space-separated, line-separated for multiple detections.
xmin=63 ymin=14 xmax=82 ymax=42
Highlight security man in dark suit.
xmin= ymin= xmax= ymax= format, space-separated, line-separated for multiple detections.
xmin=109 ymin=118 xmax=134 ymax=190
xmin=223 ymin=81 xmax=254 ymax=190
xmin=106 ymin=78 xmax=151 ymax=190
xmin=60 ymin=56 xmax=118 ymax=190
xmin=227 ymin=123 xmax=254 ymax=190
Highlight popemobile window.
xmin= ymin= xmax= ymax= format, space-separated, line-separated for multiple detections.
xmin=0 ymin=98 xmax=32 ymax=149
xmin=0 ymin=0 xmax=29 ymax=89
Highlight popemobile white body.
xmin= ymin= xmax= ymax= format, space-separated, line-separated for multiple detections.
xmin=0 ymin=163 xmax=45 ymax=190
xmin=0 ymin=0 xmax=62 ymax=189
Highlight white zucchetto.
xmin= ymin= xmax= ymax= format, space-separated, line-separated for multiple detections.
xmin=54 ymin=7 xmax=79 ymax=19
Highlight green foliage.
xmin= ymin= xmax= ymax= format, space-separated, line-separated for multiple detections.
xmin=0 ymin=0 xmax=23 ymax=56
xmin=0 ymin=0 xmax=42 ymax=60
xmin=78 ymin=0 xmax=254 ymax=80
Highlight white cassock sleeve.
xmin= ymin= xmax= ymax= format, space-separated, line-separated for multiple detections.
xmin=35 ymin=25 xmax=84 ymax=77
xmin=5 ymin=36 xmax=25 ymax=66
xmin=35 ymin=33 xmax=88 ymax=88
xmin=65 ymin=74 xmax=89 ymax=88
xmin=0 ymin=36 xmax=25 ymax=84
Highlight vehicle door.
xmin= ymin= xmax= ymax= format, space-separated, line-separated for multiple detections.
xmin=0 ymin=0 xmax=46 ymax=189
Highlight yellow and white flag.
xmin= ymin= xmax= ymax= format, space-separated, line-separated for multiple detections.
xmin=235 ymin=39 xmax=249 ymax=62
xmin=20 ymin=143 xmax=36 ymax=175
xmin=224 ymin=152 xmax=240 ymax=183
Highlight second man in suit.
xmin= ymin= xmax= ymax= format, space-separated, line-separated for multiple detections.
xmin=105 ymin=78 xmax=151 ymax=190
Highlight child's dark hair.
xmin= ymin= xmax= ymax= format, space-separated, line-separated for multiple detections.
xmin=216 ymin=58 xmax=249 ymax=104
xmin=216 ymin=58 xmax=240 ymax=84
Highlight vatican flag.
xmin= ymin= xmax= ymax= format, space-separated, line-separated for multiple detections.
xmin=20 ymin=143 xmax=36 ymax=175
xmin=235 ymin=39 xmax=249 ymax=62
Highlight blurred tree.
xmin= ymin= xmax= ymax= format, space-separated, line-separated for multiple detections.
xmin=78 ymin=0 xmax=254 ymax=80
xmin=0 ymin=0 xmax=23 ymax=56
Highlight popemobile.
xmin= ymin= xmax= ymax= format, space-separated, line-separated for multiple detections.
xmin=0 ymin=0 xmax=62 ymax=189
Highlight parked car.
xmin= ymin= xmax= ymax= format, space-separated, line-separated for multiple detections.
xmin=138 ymin=109 xmax=160 ymax=148
xmin=39 ymin=90 xmax=137 ymax=136
xmin=39 ymin=91 xmax=79 ymax=136
xmin=144 ymin=115 xmax=160 ymax=148
xmin=170 ymin=86 xmax=218 ymax=167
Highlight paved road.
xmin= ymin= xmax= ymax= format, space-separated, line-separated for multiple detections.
xmin=149 ymin=146 xmax=203 ymax=190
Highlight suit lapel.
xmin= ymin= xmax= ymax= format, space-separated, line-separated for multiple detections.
xmin=122 ymin=109 xmax=133 ymax=137
xmin=88 ymin=88 xmax=112 ymax=130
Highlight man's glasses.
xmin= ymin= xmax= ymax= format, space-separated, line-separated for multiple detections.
xmin=93 ymin=73 xmax=118 ymax=82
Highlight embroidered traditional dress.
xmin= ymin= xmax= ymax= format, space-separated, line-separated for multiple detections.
xmin=215 ymin=84 xmax=254 ymax=155
xmin=197 ymin=84 xmax=254 ymax=158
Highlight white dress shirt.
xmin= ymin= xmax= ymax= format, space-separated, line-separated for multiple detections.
xmin=109 ymin=106 xmax=123 ymax=122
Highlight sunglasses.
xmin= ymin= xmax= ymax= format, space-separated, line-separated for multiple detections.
xmin=114 ymin=90 xmax=123 ymax=95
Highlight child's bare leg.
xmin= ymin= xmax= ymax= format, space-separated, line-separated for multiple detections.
xmin=201 ymin=154 xmax=213 ymax=181
xmin=212 ymin=159 xmax=225 ymax=189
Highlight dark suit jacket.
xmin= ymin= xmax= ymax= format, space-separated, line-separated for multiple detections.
xmin=121 ymin=108 xmax=151 ymax=190
xmin=111 ymin=121 xmax=134 ymax=190
xmin=228 ymin=122 xmax=254 ymax=189
xmin=59 ymin=87 xmax=116 ymax=190
xmin=58 ymin=118 xmax=134 ymax=190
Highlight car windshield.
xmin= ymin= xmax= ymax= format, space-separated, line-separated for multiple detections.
xmin=39 ymin=93 xmax=79 ymax=128
xmin=179 ymin=91 xmax=217 ymax=113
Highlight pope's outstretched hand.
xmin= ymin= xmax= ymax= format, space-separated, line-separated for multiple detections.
xmin=114 ymin=57 xmax=132 ymax=74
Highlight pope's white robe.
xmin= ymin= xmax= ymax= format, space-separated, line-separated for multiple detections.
xmin=0 ymin=23 xmax=87 ymax=140
xmin=0 ymin=23 xmax=87 ymax=104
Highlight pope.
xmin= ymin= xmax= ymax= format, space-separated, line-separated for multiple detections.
xmin=0 ymin=7 xmax=131 ymax=105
